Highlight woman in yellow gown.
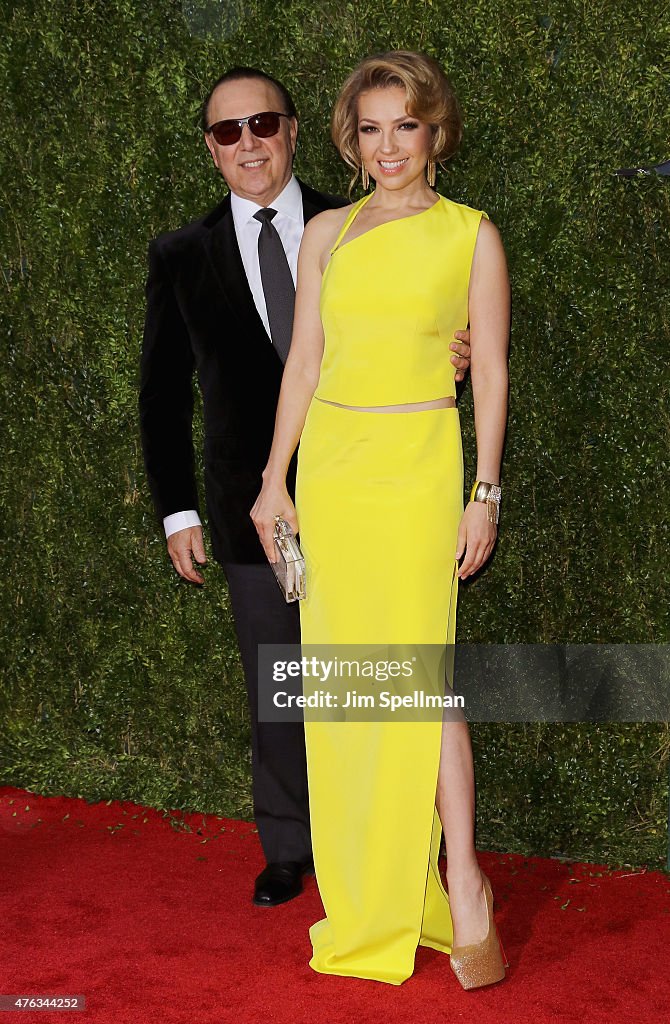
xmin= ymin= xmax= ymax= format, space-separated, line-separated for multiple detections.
xmin=252 ymin=51 xmax=510 ymax=988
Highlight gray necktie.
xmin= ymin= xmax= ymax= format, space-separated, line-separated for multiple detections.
xmin=253 ymin=208 xmax=295 ymax=364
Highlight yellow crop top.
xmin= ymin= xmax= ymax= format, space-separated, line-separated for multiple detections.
xmin=316 ymin=191 xmax=488 ymax=405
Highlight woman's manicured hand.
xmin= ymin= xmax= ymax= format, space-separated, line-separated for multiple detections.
xmin=455 ymin=500 xmax=497 ymax=579
xmin=250 ymin=481 xmax=299 ymax=562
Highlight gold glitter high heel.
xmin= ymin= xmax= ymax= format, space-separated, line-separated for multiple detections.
xmin=449 ymin=871 xmax=509 ymax=990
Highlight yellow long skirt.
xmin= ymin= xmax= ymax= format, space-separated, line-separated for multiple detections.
xmin=295 ymin=398 xmax=464 ymax=985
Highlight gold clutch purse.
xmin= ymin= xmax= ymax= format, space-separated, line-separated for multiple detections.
xmin=270 ymin=515 xmax=306 ymax=603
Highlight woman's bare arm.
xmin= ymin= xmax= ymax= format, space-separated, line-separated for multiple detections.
xmin=456 ymin=216 xmax=510 ymax=579
xmin=250 ymin=210 xmax=339 ymax=559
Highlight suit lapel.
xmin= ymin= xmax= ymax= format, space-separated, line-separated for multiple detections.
xmin=201 ymin=196 xmax=270 ymax=350
xmin=200 ymin=180 xmax=336 ymax=359
xmin=301 ymin=188 xmax=325 ymax=224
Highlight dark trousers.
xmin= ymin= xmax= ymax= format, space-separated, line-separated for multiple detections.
xmin=221 ymin=561 xmax=311 ymax=864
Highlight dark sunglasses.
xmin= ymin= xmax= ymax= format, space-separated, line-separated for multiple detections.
xmin=206 ymin=110 xmax=292 ymax=146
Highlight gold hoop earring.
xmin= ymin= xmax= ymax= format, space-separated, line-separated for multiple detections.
xmin=427 ymin=158 xmax=436 ymax=188
xmin=361 ymin=164 xmax=369 ymax=191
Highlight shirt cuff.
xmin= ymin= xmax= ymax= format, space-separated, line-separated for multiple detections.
xmin=163 ymin=510 xmax=202 ymax=539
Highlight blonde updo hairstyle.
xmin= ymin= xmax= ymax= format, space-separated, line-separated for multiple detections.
xmin=331 ymin=50 xmax=463 ymax=191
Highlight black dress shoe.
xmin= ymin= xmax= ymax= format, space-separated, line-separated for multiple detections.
xmin=253 ymin=861 xmax=305 ymax=907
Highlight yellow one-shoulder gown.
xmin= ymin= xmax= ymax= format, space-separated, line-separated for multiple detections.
xmin=295 ymin=191 xmax=488 ymax=985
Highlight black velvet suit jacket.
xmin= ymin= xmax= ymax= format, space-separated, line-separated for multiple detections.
xmin=139 ymin=178 xmax=348 ymax=564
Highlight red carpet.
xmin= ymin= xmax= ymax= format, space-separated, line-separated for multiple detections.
xmin=1 ymin=785 xmax=668 ymax=1023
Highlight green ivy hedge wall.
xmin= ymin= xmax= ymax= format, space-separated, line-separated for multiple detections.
xmin=1 ymin=0 xmax=668 ymax=867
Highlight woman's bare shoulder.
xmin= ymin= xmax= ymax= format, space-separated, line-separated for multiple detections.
xmin=300 ymin=204 xmax=356 ymax=268
xmin=303 ymin=204 xmax=355 ymax=240
xmin=474 ymin=214 xmax=505 ymax=259
xmin=471 ymin=213 xmax=509 ymax=291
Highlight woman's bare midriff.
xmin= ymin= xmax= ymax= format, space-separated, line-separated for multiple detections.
xmin=315 ymin=396 xmax=456 ymax=413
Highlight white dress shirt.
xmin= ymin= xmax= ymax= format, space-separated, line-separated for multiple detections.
xmin=163 ymin=175 xmax=305 ymax=540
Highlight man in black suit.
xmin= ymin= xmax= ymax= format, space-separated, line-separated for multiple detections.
xmin=139 ymin=67 xmax=472 ymax=907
